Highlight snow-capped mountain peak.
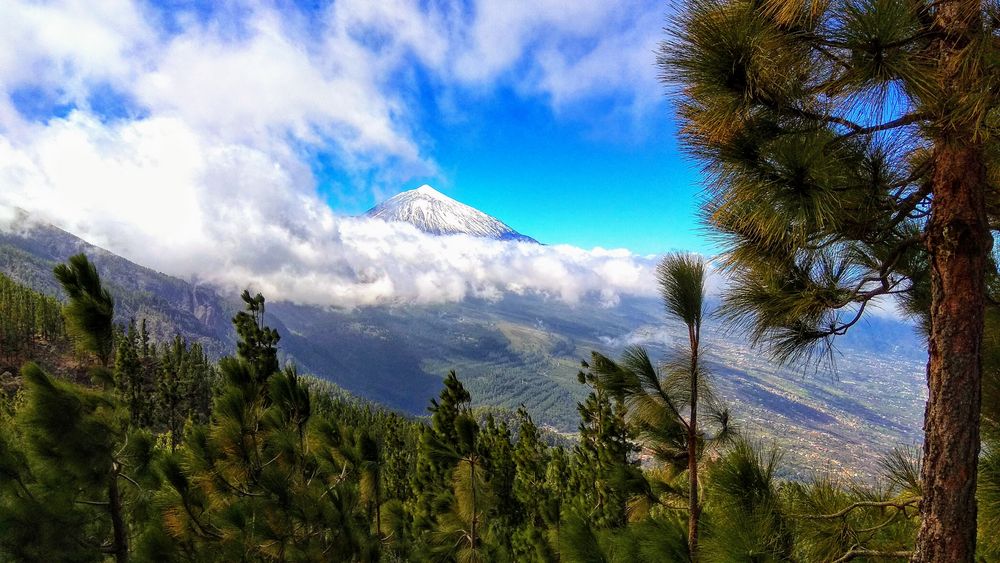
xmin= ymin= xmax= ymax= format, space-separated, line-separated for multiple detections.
xmin=412 ymin=184 xmax=448 ymax=199
xmin=364 ymin=185 xmax=537 ymax=243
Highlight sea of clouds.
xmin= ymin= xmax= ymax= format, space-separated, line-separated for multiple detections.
xmin=0 ymin=112 xmax=658 ymax=307
xmin=0 ymin=0 xmax=670 ymax=308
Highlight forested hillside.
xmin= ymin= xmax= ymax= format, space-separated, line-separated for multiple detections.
xmin=0 ymin=217 xmax=237 ymax=359
xmin=1 ymin=214 xmax=931 ymax=477
xmin=2 ymin=255 xmax=999 ymax=562
xmin=0 ymin=272 xmax=65 ymax=377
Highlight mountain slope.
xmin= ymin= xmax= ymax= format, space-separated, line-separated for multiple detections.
xmin=0 ymin=213 xmax=929 ymax=476
xmin=0 ymin=215 xmax=237 ymax=358
xmin=365 ymin=185 xmax=538 ymax=242
xmin=0 ymin=212 xmax=445 ymax=412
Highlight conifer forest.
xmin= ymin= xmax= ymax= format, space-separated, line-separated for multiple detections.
xmin=0 ymin=243 xmax=996 ymax=562
xmin=4 ymin=0 xmax=1000 ymax=562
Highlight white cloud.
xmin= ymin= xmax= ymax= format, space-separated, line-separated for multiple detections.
xmin=0 ymin=0 xmax=672 ymax=308
xmin=0 ymin=0 xmax=670 ymax=165
xmin=0 ymin=0 xmax=151 ymax=86
xmin=0 ymin=111 xmax=659 ymax=307
xmin=449 ymin=0 xmax=665 ymax=123
xmin=135 ymin=8 xmax=427 ymax=165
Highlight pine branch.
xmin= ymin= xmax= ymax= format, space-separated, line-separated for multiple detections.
xmin=835 ymin=113 xmax=926 ymax=141
xmin=179 ymin=494 xmax=223 ymax=540
xmin=889 ymin=183 xmax=933 ymax=229
xmin=117 ymin=472 xmax=142 ymax=490
xmin=776 ymin=103 xmax=864 ymax=131
xmin=888 ymin=159 xmax=932 ymax=194
xmin=75 ymin=499 xmax=111 ymax=506
xmin=798 ymin=233 xmax=923 ymax=340
xmin=812 ymin=44 xmax=854 ymax=72
xmin=796 ymin=497 xmax=920 ymax=519
xmin=831 ymin=548 xmax=914 ymax=562
xmin=854 ymin=512 xmax=906 ymax=534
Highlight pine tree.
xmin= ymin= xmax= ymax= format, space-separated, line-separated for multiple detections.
xmin=157 ymin=336 xmax=186 ymax=452
xmin=424 ymin=411 xmax=501 ymax=562
xmin=7 ymin=363 xmax=154 ymax=563
xmin=592 ymin=254 xmax=731 ymax=560
xmin=542 ymin=445 xmax=571 ymax=552
xmin=0 ymin=272 xmax=64 ymax=364
xmin=151 ymin=291 xmax=371 ymax=561
xmin=53 ymin=254 xmax=114 ymax=369
xmin=233 ymin=289 xmax=279 ymax=385
xmin=479 ymin=414 xmax=518 ymax=555
xmin=114 ymin=320 xmax=149 ymax=427
xmin=511 ymin=407 xmax=557 ymax=561
xmin=661 ymin=0 xmax=999 ymax=558
xmin=410 ymin=370 xmax=472 ymax=532
xmin=184 ymin=342 xmax=214 ymax=425
xmin=51 ymin=255 xmax=134 ymax=561
xmin=571 ymin=363 xmax=639 ymax=530
xmin=328 ymin=426 xmax=387 ymax=552
xmin=659 ymin=253 xmax=709 ymax=559
xmin=0 ymin=256 xmax=157 ymax=563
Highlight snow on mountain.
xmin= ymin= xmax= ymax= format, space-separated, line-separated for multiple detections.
xmin=364 ymin=185 xmax=538 ymax=243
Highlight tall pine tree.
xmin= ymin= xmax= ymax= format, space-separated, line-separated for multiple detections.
xmin=662 ymin=0 xmax=999 ymax=558
xmin=53 ymin=254 xmax=114 ymax=369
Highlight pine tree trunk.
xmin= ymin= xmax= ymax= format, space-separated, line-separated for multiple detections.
xmin=687 ymin=325 xmax=699 ymax=561
xmin=912 ymin=1 xmax=991 ymax=561
xmin=109 ymin=463 xmax=128 ymax=563
xmin=915 ymin=143 xmax=990 ymax=562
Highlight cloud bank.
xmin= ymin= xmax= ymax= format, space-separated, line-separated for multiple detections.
xmin=0 ymin=0 xmax=667 ymax=307
xmin=0 ymin=111 xmax=658 ymax=307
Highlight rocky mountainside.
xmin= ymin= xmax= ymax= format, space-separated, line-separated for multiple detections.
xmin=0 ymin=213 xmax=237 ymax=359
xmin=365 ymin=185 xmax=538 ymax=242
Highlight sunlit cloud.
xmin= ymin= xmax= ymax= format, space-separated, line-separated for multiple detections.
xmin=0 ymin=0 xmax=670 ymax=307
xmin=0 ymin=111 xmax=659 ymax=307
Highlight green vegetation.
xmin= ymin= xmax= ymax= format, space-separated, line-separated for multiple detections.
xmin=661 ymin=0 xmax=1000 ymax=557
xmin=2 ymin=223 xmax=932 ymax=477
xmin=2 ymin=254 xmax=999 ymax=561
xmin=54 ymin=255 xmax=115 ymax=368
xmin=0 ymin=272 xmax=64 ymax=366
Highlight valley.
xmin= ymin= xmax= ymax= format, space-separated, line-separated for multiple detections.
xmin=0 ymin=210 xmax=927 ymax=478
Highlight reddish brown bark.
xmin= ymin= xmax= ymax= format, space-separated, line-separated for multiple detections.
xmin=912 ymin=1 xmax=992 ymax=561
xmin=915 ymin=142 xmax=989 ymax=562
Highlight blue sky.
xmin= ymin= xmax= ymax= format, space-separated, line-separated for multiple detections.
xmin=0 ymin=0 xmax=702 ymax=306
xmin=289 ymin=0 xmax=707 ymax=254
xmin=326 ymin=85 xmax=706 ymax=254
